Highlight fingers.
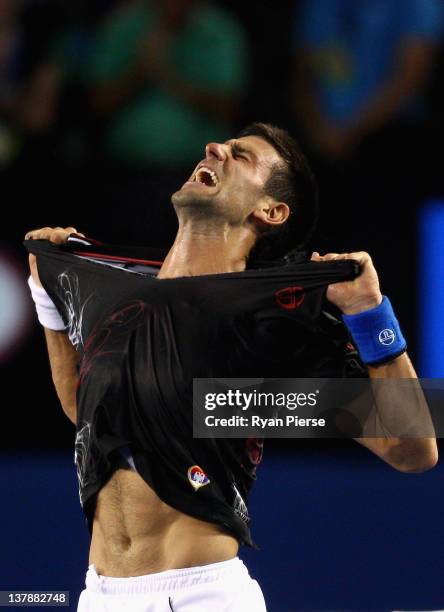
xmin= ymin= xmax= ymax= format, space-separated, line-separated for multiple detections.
xmin=25 ymin=227 xmax=52 ymax=241
xmin=311 ymin=251 xmax=371 ymax=264
xmin=311 ymin=252 xmax=346 ymax=261
xmin=24 ymin=226 xmax=84 ymax=244
xmin=24 ymin=227 xmax=67 ymax=244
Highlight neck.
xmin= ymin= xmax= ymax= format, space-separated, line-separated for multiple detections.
xmin=157 ymin=217 xmax=256 ymax=279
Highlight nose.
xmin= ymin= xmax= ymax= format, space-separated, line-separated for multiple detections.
xmin=205 ymin=142 xmax=227 ymax=162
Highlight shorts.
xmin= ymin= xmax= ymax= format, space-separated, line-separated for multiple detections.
xmin=77 ymin=556 xmax=267 ymax=611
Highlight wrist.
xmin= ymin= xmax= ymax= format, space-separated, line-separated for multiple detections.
xmin=28 ymin=275 xmax=67 ymax=331
xmin=30 ymin=274 xmax=43 ymax=289
xmin=342 ymin=295 xmax=407 ymax=366
xmin=341 ymin=293 xmax=383 ymax=315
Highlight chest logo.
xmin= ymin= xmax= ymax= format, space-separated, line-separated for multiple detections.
xmin=275 ymin=286 xmax=305 ymax=310
xmin=187 ymin=465 xmax=211 ymax=491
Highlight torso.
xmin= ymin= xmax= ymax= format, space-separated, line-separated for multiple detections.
xmin=89 ymin=466 xmax=239 ymax=577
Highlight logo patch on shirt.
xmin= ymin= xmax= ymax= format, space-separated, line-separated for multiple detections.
xmin=275 ymin=286 xmax=305 ymax=310
xmin=187 ymin=465 xmax=211 ymax=491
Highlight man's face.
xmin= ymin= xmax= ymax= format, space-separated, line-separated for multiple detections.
xmin=172 ymin=136 xmax=284 ymax=226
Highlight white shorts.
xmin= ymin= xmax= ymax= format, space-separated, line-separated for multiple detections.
xmin=77 ymin=557 xmax=267 ymax=611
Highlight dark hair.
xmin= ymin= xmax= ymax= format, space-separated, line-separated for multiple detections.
xmin=238 ymin=122 xmax=319 ymax=265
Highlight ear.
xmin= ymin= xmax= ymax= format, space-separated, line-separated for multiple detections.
xmin=250 ymin=197 xmax=290 ymax=229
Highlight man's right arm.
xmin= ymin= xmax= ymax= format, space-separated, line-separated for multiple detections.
xmin=43 ymin=328 xmax=79 ymax=425
xmin=26 ymin=226 xmax=83 ymax=426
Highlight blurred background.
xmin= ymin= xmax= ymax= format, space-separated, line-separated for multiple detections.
xmin=1 ymin=0 xmax=444 ymax=610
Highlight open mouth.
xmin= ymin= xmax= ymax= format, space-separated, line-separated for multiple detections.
xmin=193 ymin=166 xmax=219 ymax=187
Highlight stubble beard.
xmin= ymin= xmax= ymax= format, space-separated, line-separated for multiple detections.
xmin=171 ymin=189 xmax=225 ymax=224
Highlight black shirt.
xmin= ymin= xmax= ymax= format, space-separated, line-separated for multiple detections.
xmin=25 ymin=238 xmax=365 ymax=547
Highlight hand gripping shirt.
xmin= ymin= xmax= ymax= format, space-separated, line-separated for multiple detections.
xmin=25 ymin=237 xmax=365 ymax=547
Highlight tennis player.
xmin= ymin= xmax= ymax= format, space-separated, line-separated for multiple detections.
xmin=25 ymin=123 xmax=437 ymax=611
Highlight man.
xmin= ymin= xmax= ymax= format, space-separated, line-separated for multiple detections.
xmin=25 ymin=123 xmax=437 ymax=611
xmin=292 ymin=0 xmax=444 ymax=161
xmin=87 ymin=0 xmax=248 ymax=165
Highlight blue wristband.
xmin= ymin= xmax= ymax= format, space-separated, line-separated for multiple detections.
xmin=342 ymin=296 xmax=407 ymax=366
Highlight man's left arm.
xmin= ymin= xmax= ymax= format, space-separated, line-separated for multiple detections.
xmin=312 ymin=251 xmax=438 ymax=473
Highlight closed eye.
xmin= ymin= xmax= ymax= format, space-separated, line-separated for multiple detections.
xmin=231 ymin=144 xmax=249 ymax=161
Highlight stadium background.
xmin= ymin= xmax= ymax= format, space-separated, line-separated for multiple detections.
xmin=1 ymin=1 xmax=443 ymax=610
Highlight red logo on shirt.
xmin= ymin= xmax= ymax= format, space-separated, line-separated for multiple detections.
xmin=275 ymin=286 xmax=305 ymax=310
xmin=187 ymin=465 xmax=211 ymax=491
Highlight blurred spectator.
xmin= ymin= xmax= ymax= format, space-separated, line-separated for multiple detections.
xmin=44 ymin=1 xmax=116 ymax=165
xmin=0 ymin=0 xmax=62 ymax=166
xmin=289 ymin=0 xmax=444 ymax=353
xmin=0 ymin=0 xmax=23 ymax=163
xmin=292 ymin=0 xmax=444 ymax=162
xmin=85 ymin=0 xmax=248 ymax=166
xmin=49 ymin=0 xmax=249 ymax=248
